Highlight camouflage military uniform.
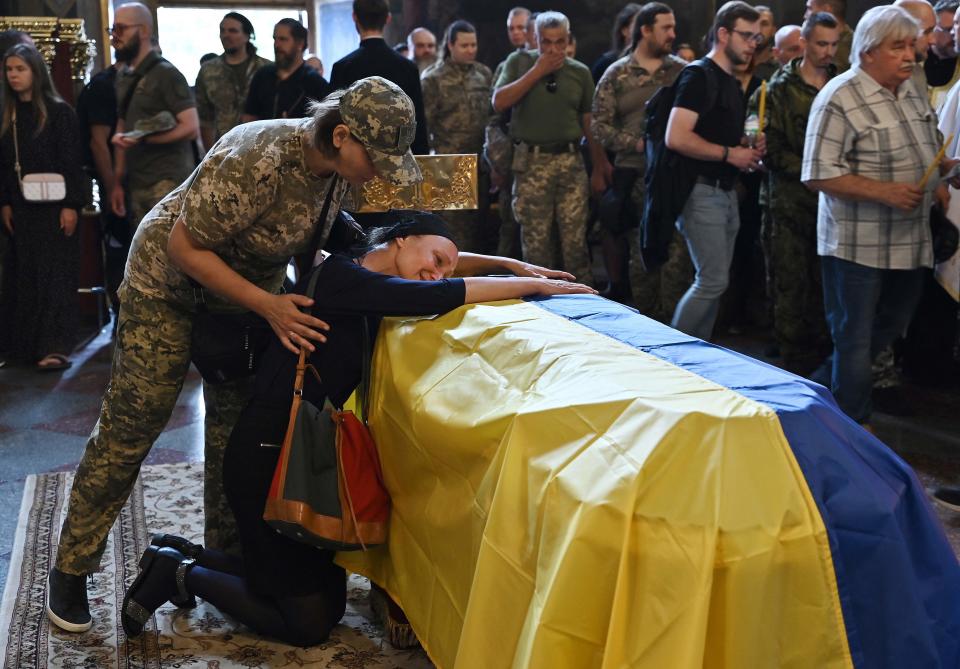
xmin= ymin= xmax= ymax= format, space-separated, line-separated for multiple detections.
xmin=196 ymin=53 xmax=272 ymax=144
xmin=55 ymin=118 xmax=351 ymax=575
xmin=592 ymin=54 xmax=691 ymax=322
xmin=498 ymin=51 xmax=595 ymax=284
xmin=421 ymin=59 xmax=493 ymax=252
xmin=749 ymin=58 xmax=834 ymax=374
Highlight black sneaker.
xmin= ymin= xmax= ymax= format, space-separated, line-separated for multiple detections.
xmin=47 ymin=568 xmax=92 ymax=632
xmin=932 ymin=486 xmax=960 ymax=513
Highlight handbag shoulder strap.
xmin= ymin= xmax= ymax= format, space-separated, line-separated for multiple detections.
xmin=11 ymin=108 xmax=21 ymax=180
xmin=292 ymin=255 xmax=329 ymax=394
xmin=309 ymin=175 xmax=342 ymax=259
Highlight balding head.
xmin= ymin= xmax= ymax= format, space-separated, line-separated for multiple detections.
xmin=895 ymin=0 xmax=936 ymax=58
xmin=773 ymin=25 xmax=803 ymax=63
xmin=115 ymin=2 xmax=154 ymax=34
xmin=407 ymin=27 xmax=437 ymax=69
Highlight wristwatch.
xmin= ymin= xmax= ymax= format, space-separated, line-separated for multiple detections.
xmin=721 ymin=146 xmax=730 ymax=163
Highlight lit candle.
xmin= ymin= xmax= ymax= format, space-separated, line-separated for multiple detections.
xmin=757 ymin=81 xmax=767 ymax=135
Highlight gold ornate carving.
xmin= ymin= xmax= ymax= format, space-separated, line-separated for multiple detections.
xmin=352 ymin=154 xmax=478 ymax=212
xmin=0 ymin=17 xmax=96 ymax=82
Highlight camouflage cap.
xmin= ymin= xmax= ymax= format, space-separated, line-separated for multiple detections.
xmin=340 ymin=76 xmax=422 ymax=187
xmin=123 ymin=111 xmax=177 ymax=140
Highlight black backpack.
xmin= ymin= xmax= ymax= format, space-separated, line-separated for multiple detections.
xmin=640 ymin=59 xmax=719 ymax=270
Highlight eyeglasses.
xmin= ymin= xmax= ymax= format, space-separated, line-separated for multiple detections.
xmin=109 ymin=23 xmax=142 ymax=36
xmin=731 ymin=29 xmax=764 ymax=44
xmin=545 ymin=74 xmax=558 ymax=93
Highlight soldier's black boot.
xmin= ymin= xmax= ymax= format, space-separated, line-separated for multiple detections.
xmin=47 ymin=567 xmax=92 ymax=632
xmin=149 ymin=534 xmax=202 ymax=608
xmin=121 ymin=546 xmax=195 ymax=638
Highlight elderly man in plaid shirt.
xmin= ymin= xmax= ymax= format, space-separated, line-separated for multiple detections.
xmin=802 ymin=4 xmax=960 ymax=428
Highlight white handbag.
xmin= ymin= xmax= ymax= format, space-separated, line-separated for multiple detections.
xmin=12 ymin=109 xmax=66 ymax=203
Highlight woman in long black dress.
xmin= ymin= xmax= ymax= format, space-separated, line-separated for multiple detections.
xmin=0 ymin=44 xmax=85 ymax=370
xmin=120 ymin=211 xmax=596 ymax=646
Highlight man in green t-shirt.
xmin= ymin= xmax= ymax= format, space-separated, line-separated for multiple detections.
xmin=492 ymin=11 xmax=599 ymax=285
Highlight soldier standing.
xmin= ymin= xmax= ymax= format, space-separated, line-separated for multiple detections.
xmin=109 ymin=2 xmax=199 ymax=233
xmin=492 ymin=11 xmax=599 ymax=284
xmin=195 ymin=12 xmax=270 ymax=150
xmin=421 ymin=20 xmax=492 ymax=252
xmin=592 ymin=2 xmax=691 ymax=323
xmin=751 ymin=12 xmax=839 ymax=375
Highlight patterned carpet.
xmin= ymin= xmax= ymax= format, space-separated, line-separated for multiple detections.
xmin=0 ymin=463 xmax=434 ymax=668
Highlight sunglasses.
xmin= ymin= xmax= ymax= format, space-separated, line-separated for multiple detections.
xmin=546 ymin=74 xmax=558 ymax=94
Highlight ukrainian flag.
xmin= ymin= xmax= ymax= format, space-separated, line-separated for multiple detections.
xmin=338 ymin=295 xmax=960 ymax=669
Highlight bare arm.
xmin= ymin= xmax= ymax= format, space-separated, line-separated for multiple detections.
xmin=665 ymin=107 xmax=760 ymax=171
xmin=111 ymin=119 xmax=128 ymax=217
xmin=804 ymin=175 xmax=924 ymax=212
xmin=454 ymin=251 xmax=575 ymax=280
xmin=167 ymin=216 xmax=330 ymax=354
xmin=492 ymin=51 xmax=564 ymax=113
xmin=463 ymin=276 xmax=595 ymax=302
xmin=144 ymin=107 xmax=199 ymax=145
xmin=89 ymin=124 xmax=116 ymax=194
xmin=200 ymin=126 xmax=215 ymax=153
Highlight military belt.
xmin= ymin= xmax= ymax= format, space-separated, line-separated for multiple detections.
xmin=523 ymin=141 xmax=579 ymax=155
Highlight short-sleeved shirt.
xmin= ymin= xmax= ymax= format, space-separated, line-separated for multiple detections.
xmin=115 ymin=51 xmax=197 ymax=191
xmin=120 ymin=119 xmax=350 ymax=309
xmin=592 ymin=53 xmax=686 ymax=169
xmin=76 ymin=66 xmax=117 ymax=171
xmin=801 ymin=67 xmax=938 ymax=270
xmin=495 ymin=50 xmax=593 ymax=145
xmin=243 ymin=63 xmax=330 ymax=120
xmin=195 ymin=53 xmax=271 ymax=142
xmin=672 ymin=58 xmax=743 ymax=182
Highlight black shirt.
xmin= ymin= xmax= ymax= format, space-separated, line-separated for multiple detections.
xmin=244 ymin=63 xmax=330 ymax=120
xmin=76 ymin=66 xmax=117 ymax=173
xmin=925 ymin=51 xmax=958 ymax=87
xmin=673 ymin=58 xmax=743 ymax=182
xmin=252 ymin=254 xmax=466 ymax=411
xmin=329 ymin=37 xmax=430 ymax=154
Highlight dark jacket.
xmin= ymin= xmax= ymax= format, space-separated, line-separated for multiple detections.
xmin=329 ymin=37 xmax=430 ymax=154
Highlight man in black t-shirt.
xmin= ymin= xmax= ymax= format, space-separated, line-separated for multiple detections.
xmin=664 ymin=1 xmax=765 ymax=340
xmin=242 ymin=18 xmax=329 ymax=121
xmin=76 ymin=65 xmax=128 ymax=317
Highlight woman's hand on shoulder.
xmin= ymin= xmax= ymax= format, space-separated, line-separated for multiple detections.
xmin=258 ymin=293 xmax=331 ymax=355
xmin=532 ymin=278 xmax=597 ymax=296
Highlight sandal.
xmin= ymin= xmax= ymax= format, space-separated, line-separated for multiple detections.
xmin=121 ymin=546 xmax=194 ymax=638
xmin=37 ymin=353 xmax=72 ymax=373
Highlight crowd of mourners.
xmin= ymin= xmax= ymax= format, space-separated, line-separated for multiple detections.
xmin=1 ymin=0 xmax=960 ymax=648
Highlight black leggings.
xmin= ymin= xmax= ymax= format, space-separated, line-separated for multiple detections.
xmin=187 ymin=546 xmax=346 ymax=647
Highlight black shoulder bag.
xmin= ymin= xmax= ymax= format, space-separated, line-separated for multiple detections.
xmin=189 ymin=176 xmax=341 ymax=385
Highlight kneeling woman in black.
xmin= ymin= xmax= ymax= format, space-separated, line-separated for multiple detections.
xmin=121 ymin=212 xmax=595 ymax=645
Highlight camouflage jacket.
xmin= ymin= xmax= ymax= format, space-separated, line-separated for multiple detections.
xmin=421 ymin=59 xmax=493 ymax=154
xmin=591 ymin=53 xmax=686 ymax=169
xmin=121 ymin=119 xmax=349 ymax=309
xmin=749 ymin=57 xmax=835 ymax=218
xmin=195 ymin=53 xmax=272 ymax=143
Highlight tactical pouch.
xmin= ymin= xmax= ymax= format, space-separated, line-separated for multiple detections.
xmin=511 ymin=141 xmax=530 ymax=173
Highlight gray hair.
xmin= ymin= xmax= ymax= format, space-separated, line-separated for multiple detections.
xmin=850 ymin=5 xmax=919 ymax=67
xmin=535 ymin=11 xmax=570 ymax=36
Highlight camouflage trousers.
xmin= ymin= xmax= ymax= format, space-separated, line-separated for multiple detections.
xmin=770 ymin=215 xmax=831 ymax=375
xmin=628 ymin=179 xmax=694 ymax=324
xmin=56 ymin=288 xmax=249 ymax=575
xmin=512 ymin=152 xmax=594 ymax=285
xmin=129 ymin=179 xmax=179 ymax=236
